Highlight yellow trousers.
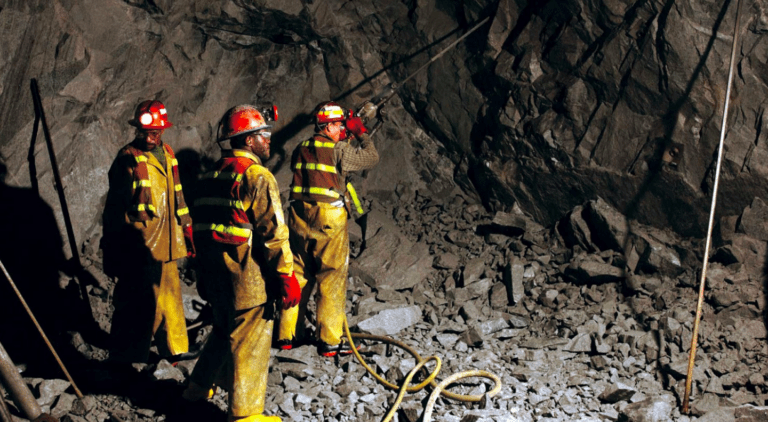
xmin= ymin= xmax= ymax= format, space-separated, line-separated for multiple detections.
xmin=279 ymin=201 xmax=349 ymax=346
xmin=110 ymin=260 xmax=188 ymax=363
xmin=190 ymin=305 xmax=272 ymax=418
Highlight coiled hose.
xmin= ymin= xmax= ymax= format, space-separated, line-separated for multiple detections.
xmin=343 ymin=317 xmax=502 ymax=422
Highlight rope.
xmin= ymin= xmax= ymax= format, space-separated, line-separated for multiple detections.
xmin=343 ymin=317 xmax=503 ymax=422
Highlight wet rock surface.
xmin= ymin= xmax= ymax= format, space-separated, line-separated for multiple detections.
xmin=2 ymin=0 xmax=768 ymax=256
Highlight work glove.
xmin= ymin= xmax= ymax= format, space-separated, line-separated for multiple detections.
xmin=345 ymin=116 xmax=368 ymax=137
xmin=183 ymin=224 xmax=196 ymax=258
xmin=279 ymin=272 xmax=301 ymax=310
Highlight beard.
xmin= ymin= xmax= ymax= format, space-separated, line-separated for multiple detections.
xmin=252 ymin=140 xmax=270 ymax=160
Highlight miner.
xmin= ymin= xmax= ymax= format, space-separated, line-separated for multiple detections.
xmin=102 ymin=100 xmax=194 ymax=364
xmin=182 ymin=104 xmax=299 ymax=422
xmin=277 ymin=101 xmax=379 ymax=357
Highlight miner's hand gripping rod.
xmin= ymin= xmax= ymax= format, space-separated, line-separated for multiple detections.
xmin=354 ymin=16 xmax=491 ymax=134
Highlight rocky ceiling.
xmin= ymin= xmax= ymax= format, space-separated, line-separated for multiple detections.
xmin=2 ymin=0 xmax=768 ymax=251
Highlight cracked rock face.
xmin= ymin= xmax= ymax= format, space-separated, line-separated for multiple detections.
xmin=3 ymin=0 xmax=768 ymax=250
xmin=2 ymin=1 xmax=768 ymax=422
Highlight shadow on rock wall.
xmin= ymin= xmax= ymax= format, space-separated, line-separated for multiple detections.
xmin=269 ymin=112 xmax=314 ymax=175
xmin=0 ymin=159 xmax=104 ymax=377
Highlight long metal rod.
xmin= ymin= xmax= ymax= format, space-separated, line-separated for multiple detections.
xmin=682 ymin=0 xmax=742 ymax=413
xmin=30 ymin=79 xmax=93 ymax=318
xmin=0 ymin=340 xmax=43 ymax=420
xmin=396 ymin=17 xmax=491 ymax=88
xmin=0 ymin=258 xmax=83 ymax=398
xmin=28 ymin=110 xmax=40 ymax=195
xmin=374 ymin=16 xmax=491 ymax=109
xmin=30 ymin=79 xmax=80 ymax=264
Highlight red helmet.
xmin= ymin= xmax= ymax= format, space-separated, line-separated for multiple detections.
xmin=130 ymin=100 xmax=173 ymax=129
xmin=315 ymin=101 xmax=349 ymax=125
xmin=218 ymin=104 xmax=272 ymax=141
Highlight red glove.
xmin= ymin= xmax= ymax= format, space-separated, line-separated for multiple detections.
xmin=345 ymin=116 xmax=367 ymax=137
xmin=183 ymin=224 xmax=196 ymax=258
xmin=280 ymin=272 xmax=301 ymax=310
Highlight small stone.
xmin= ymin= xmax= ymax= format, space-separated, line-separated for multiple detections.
xmin=398 ymin=358 xmax=416 ymax=376
xmin=524 ymin=349 xmax=545 ymax=361
xmin=70 ymin=396 xmax=97 ymax=416
xmin=51 ymin=393 xmax=77 ymax=418
xmin=436 ymin=333 xmax=460 ymax=349
xmin=489 ymin=283 xmax=509 ymax=308
xmin=564 ymin=333 xmax=592 ymax=352
xmin=150 ymin=360 xmax=185 ymax=383
xmin=283 ymin=376 xmax=301 ymax=391
xmin=749 ymin=373 xmax=765 ymax=386
xmin=137 ymin=408 xmax=156 ymax=417
xmin=478 ymin=318 xmax=509 ymax=335
xmin=295 ymin=393 xmax=313 ymax=405
xmin=619 ymin=394 xmax=674 ymax=422
xmin=462 ymin=257 xmax=486 ymax=286
xmin=279 ymin=394 xmax=296 ymax=414
xmin=505 ymin=314 xmax=530 ymax=328
xmin=460 ymin=301 xmax=482 ymax=322
xmin=36 ymin=379 xmax=71 ymax=406
xmin=461 ymin=325 xmax=484 ymax=347
xmin=434 ymin=253 xmax=460 ymax=270
xmin=598 ymin=382 xmax=636 ymax=403
xmin=357 ymin=306 xmax=422 ymax=335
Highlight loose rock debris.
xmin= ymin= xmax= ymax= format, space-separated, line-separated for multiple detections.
xmin=2 ymin=193 xmax=767 ymax=422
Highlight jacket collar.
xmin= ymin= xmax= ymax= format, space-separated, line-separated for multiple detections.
xmin=314 ymin=133 xmax=338 ymax=143
xmin=226 ymin=149 xmax=262 ymax=165
xmin=131 ymin=140 xmax=168 ymax=175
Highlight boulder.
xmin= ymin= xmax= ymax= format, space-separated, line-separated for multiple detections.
xmin=356 ymin=305 xmax=422 ymax=336
xmin=350 ymin=212 xmax=434 ymax=290
xmin=563 ymin=258 xmax=625 ymax=284
xmin=619 ymin=394 xmax=674 ymax=422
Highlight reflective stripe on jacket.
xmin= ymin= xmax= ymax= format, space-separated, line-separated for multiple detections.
xmin=290 ymin=135 xmax=344 ymax=203
xmin=104 ymin=141 xmax=189 ymax=262
xmin=121 ymin=143 xmax=191 ymax=226
xmin=193 ymin=150 xmax=259 ymax=245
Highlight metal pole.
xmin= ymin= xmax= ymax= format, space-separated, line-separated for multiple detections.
xmin=30 ymin=79 xmax=80 ymax=264
xmin=682 ymin=0 xmax=742 ymax=413
xmin=0 ymin=258 xmax=83 ymax=398
xmin=392 ymin=16 xmax=491 ymax=93
xmin=0 ymin=340 xmax=43 ymax=420
xmin=367 ymin=16 xmax=492 ymax=112
xmin=29 ymin=79 xmax=93 ymax=317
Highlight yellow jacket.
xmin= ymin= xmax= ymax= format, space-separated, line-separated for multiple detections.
xmin=196 ymin=150 xmax=293 ymax=310
xmin=103 ymin=142 xmax=188 ymax=264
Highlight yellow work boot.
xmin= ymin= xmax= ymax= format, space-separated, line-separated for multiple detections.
xmin=230 ymin=415 xmax=282 ymax=422
xmin=181 ymin=382 xmax=216 ymax=401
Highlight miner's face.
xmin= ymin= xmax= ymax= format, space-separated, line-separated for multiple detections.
xmin=323 ymin=121 xmax=345 ymax=142
xmin=136 ymin=129 xmax=164 ymax=151
xmin=249 ymin=131 xmax=271 ymax=160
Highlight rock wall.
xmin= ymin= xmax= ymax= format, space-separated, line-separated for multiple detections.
xmin=461 ymin=0 xmax=768 ymax=238
xmin=1 ymin=0 xmax=767 ymax=253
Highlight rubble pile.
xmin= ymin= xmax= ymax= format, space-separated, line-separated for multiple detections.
xmin=3 ymin=191 xmax=767 ymax=422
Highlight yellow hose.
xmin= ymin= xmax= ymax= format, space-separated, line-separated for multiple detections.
xmin=343 ymin=317 xmax=502 ymax=422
